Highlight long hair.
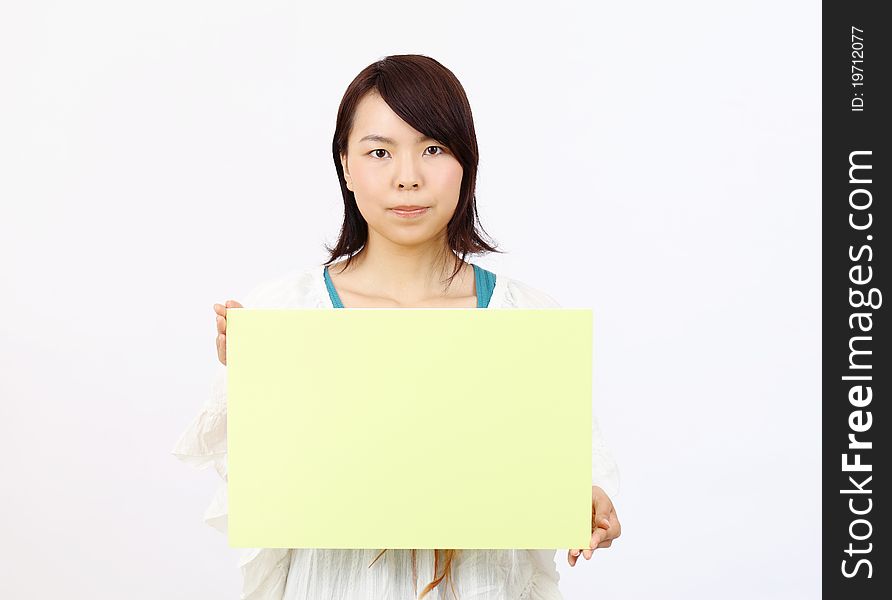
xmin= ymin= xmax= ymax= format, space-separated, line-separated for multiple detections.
xmin=324 ymin=53 xmax=502 ymax=291
xmin=367 ymin=547 xmax=459 ymax=600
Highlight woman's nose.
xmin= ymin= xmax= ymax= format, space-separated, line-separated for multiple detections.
xmin=395 ymin=157 xmax=422 ymax=189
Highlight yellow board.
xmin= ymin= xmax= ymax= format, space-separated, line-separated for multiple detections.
xmin=226 ymin=308 xmax=593 ymax=549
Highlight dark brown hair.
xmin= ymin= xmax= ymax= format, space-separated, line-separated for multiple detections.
xmin=323 ymin=54 xmax=501 ymax=291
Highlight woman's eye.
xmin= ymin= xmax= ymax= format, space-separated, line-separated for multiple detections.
xmin=368 ymin=146 xmax=446 ymax=159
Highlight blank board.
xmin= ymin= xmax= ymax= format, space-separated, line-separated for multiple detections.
xmin=226 ymin=308 xmax=593 ymax=549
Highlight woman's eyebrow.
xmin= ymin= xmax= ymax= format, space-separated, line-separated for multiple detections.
xmin=358 ymin=134 xmax=436 ymax=145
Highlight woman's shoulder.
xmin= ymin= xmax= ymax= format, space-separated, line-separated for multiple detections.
xmin=242 ymin=265 xmax=328 ymax=308
xmin=491 ymin=271 xmax=562 ymax=309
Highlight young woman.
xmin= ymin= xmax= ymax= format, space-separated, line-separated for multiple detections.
xmin=173 ymin=54 xmax=621 ymax=600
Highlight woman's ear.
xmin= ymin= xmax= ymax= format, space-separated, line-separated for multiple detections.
xmin=340 ymin=152 xmax=353 ymax=192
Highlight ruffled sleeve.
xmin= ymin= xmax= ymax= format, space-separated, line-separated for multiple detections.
xmin=500 ymin=277 xmax=562 ymax=310
xmin=171 ymin=278 xmax=298 ymax=599
xmin=591 ymin=415 xmax=621 ymax=498
xmin=171 ymin=369 xmax=228 ymax=483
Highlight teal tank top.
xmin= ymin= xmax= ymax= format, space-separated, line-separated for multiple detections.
xmin=323 ymin=263 xmax=496 ymax=308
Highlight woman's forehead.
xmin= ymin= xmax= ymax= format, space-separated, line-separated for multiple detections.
xmin=351 ymin=94 xmax=424 ymax=144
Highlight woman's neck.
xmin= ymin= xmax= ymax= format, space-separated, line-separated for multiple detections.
xmin=329 ymin=236 xmax=471 ymax=305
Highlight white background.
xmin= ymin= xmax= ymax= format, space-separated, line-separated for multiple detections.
xmin=0 ymin=1 xmax=820 ymax=598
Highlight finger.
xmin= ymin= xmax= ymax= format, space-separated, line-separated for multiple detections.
xmin=217 ymin=333 xmax=227 ymax=365
xmin=586 ymin=530 xmax=605 ymax=559
xmin=585 ymin=510 xmax=611 ymax=547
xmin=592 ymin=510 xmax=611 ymax=533
xmin=584 ymin=532 xmax=612 ymax=560
xmin=590 ymin=528 xmax=603 ymax=547
xmin=214 ymin=303 xmax=225 ymax=317
xmin=568 ymin=549 xmax=581 ymax=567
xmin=605 ymin=509 xmax=621 ymax=540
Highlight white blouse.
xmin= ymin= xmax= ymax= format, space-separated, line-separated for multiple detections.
xmin=171 ymin=265 xmax=621 ymax=600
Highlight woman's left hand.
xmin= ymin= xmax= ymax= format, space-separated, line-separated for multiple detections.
xmin=568 ymin=485 xmax=621 ymax=566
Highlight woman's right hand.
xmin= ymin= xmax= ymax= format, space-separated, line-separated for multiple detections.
xmin=213 ymin=300 xmax=243 ymax=365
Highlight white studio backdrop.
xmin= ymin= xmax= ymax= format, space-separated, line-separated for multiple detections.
xmin=0 ymin=1 xmax=820 ymax=598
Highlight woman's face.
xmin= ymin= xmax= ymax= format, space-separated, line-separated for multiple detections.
xmin=340 ymin=91 xmax=464 ymax=249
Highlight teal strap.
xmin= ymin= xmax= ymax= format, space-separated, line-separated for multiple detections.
xmin=324 ymin=263 xmax=496 ymax=308
xmin=473 ymin=263 xmax=497 ymax=308
xmin=323 ymin=265 xmax=344 ymax=308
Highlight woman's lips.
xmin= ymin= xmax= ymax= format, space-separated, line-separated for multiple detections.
xmin=390 ymin=207 xmax=430 ymax=218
